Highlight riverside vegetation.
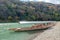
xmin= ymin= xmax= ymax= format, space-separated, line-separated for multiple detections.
xmin=0 ymin=0 xmax=60 ymax=22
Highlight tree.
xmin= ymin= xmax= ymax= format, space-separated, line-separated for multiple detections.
xmin=8 ymin=16 xmax=13 ymax=21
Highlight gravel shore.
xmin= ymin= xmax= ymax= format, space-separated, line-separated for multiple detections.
xmin=32 ymin=22 xmax=60 ymax=40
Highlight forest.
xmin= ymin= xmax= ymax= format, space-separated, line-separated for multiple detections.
xmin=0 ymin=0 xmax=60 ymax=22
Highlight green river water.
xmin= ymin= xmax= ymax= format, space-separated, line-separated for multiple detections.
xmin=0 ymin=23 xmax=39 ymax=40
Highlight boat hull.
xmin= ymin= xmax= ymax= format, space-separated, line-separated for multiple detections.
xmin=8 ymin=23 xmax=55 ymax=32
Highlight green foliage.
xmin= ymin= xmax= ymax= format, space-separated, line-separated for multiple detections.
xmin=8 ymin=16 xmax=13 ymax=21
xmin=0 ymin=0 xmax=60 ymax=22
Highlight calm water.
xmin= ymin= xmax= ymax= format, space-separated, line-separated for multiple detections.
xmin=0 ymin=23 xmax=39 ymax=40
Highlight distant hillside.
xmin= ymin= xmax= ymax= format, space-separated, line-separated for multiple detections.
xmin=0 ymin=0 xmax=60 ymax=22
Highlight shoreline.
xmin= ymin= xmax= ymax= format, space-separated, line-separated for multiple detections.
xmin=28 ymin=30 xmax=46 ymax=40
xmin=32 ymin=22 xmax=60 ymax=40
xmin=28 ymin=22 xmax=56 ymax=40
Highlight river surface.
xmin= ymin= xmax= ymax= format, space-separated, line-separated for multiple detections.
xmin=0 ymin=22 xmax=51 ymax=40
xmin=0 ymin=23 xmax=41 ymax=40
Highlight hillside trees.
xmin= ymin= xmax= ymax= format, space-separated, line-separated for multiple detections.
xmin=0 ymin=0 xmax=60 ymax=22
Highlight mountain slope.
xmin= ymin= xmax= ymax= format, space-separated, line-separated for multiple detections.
xmin=0 ymin=0 xmax=60 ymax=22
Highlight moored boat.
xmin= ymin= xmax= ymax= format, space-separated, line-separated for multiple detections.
xmin=8 ymin=22 xmax=55 ymax=32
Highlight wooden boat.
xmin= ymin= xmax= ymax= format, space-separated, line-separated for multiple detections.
xmin=8 ymin=23 xmax=55 ymax=32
